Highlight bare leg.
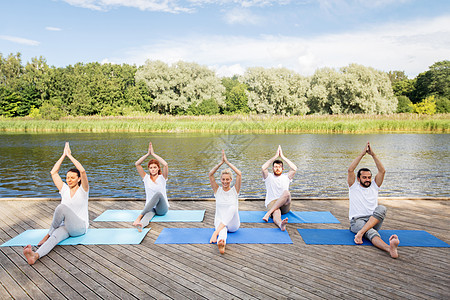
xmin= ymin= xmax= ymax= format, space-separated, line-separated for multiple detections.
xmin=354 ymin=216 xmax=379 ymax=244
xmin=23 ymin=245 xmax=39 ymax=265
xmin=271 ymin=208 xmax=288 ymax=231
xmin=217 ymin=239 xmax=226 ymax=254
xmin=371 ymin=235 xmax=400 ymax=258
xmin=263 ymin=191 xmax=291 ymax=222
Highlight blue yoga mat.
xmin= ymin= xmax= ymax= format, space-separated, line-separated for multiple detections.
xmin=1 ymin=228 xmax=150 ymax=247
xmin=297 ymin=229 xmax=450 ymax=247
xmin=94 ymin=210 xmax=205 ymax=222
xmin=239 ymin=211 xmax=340 ymax=223
xmin=155 ymin=228 xmax=293 ymax=244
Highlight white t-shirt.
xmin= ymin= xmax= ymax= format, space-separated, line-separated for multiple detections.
xmin=348 ymin=180 xmax=379 ymax=220
xmin=143 ymin=174 xmax=170 ymax=208
xmin=214 ymin=186 xmax=239 ymax=226
xmin=60 ymin=183 xmax=89 ymax=229
xmin=264 ymin=173 xmax=291 ymax=207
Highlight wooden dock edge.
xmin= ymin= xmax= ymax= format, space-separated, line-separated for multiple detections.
xmin=0 ymin=197 xmax=448 ymax=201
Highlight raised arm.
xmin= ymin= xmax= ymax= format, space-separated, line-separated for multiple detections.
xmin=262 ymin=146 xmax=280 ymax=179
xmin=149 ymin=142 xmax=169 ymax=180
xmin=209 ymin=151 xmax=225 ymax=194
xmin=279 ymin=146 xmax=297 ymax=180
xmin=223 ymin=151 xmax=242 ymax=194
xmin=50 ymin=144 xmax=67 ymax=191
xmin=348 ymin=142 xmax=369 ymax=186
xmin=367 ymin=143 xmax=385 ymax=187
xmin=65 ymin=142 xmax=89 ymax=192
xmin=135 ymin=143 xmax=151 ymax=179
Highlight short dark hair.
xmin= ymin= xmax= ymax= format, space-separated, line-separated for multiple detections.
xmin=357 ymin=168 xmax=372 ymax=179
xmin=67 ymin=168 xmax=81 ymax=186
xmin=273 ymin=160 xmax=283 ymax=167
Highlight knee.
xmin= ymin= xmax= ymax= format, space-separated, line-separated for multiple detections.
xmin=365 ymin=228 xmax=380 ymax=241
xmin=55 ymin=204 xmax=69 ymax=214
xmin=373 ymin=205 xmax=386 ymax=221
xmin=282 ymin=190 xmax=291 ymax=202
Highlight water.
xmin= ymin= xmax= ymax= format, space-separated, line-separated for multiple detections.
xmin=0 ymin=132 xmax=448 ymax=198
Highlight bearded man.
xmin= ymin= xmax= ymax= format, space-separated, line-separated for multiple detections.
xmin=348 ymin=142 xmax=399 ymax=258
xmin=261 ymin=145 xmax=297 ymax=231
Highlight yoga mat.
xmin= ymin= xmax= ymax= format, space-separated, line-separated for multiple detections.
xmin=155 ymin=228 xmax=293 ymax=244
xmin=1 ymin=228 xmax=150 ymax=247
xmin=239 ymin=211 xmax=340 ymax=224
xmin=94 ymin=210 xmax=205 ymax=222
xmin=297 ymin=229 xmax=450 ymax=247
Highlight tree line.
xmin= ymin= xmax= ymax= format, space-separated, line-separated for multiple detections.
xmin=0 ymin=53 xmax=448 ymax=119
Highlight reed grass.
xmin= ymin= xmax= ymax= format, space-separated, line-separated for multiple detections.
xmin=0 ymin=114 xmax=448 ymax=133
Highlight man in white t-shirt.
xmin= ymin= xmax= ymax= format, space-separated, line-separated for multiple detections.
xmin=348 ymin=142 xmax=399 ymax=258
xmin=262 ymin=145 xmax=297 ymax=231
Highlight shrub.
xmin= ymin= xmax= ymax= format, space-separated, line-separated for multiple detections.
xmin=396 ymin=96 xmax=413 ymax=113
xmin=412 ymin=95 xmax=436 ymax=115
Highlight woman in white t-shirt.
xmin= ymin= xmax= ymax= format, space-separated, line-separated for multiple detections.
xmin=23 ymin=142 xmax=89 ymax=265
xmin=133 ymin=142 xmax=169 ymax=232
xmin=209 ymin=150 xmax=241 ymax=254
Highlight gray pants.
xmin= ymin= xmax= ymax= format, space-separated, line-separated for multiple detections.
xmin=37 ymin=204 xmax=86 ymax=258
xmin=350 ymin=205 xmax=386 ymax=241
xmin=140 ymin=192 xmax=169 ymax=228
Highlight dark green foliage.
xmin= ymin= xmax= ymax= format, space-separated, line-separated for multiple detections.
xmin=435 ymin=96 xmax=450 ymax=113
xmin=411 ymin=60 xmax=450 ymax=103
xmin=187 ymin=98 xmax=220 ymax=115
xmin=396 ymin=96 xmax=413 ymax=113
xmin=0 ymin=86 xmax=26 ymax=117
xmin=1 ymin=51 xmax=449 ymax=117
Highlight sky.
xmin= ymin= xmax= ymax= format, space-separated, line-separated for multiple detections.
xmin=1 ymin=0 xmax=449 ymax=78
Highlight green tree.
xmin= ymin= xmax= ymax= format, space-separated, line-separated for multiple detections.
xmin=396 ymin=96 xmax=413 ymax=113
xmin=242 ymin=67 xmax=309 ymax=115
xmin=412 ymin=60 xmax=450 ymax=103
xmin=222 ymin=76 xmax=249 ymax=113
xmin=135 ymin=60 xmax=225 ymax=114
xmin=0 ymin=86 xmax=25 ymax=117
xmin=308 ymin=64 xmax=397 ymax=114
xmin=435 ymin=96 xmax=450 ymax=113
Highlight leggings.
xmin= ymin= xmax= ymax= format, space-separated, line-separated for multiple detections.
xmin=140 ymin=192 xmax=169 ymax=228
xmin=215 ymin=205 xmax=240 ymax=244
xmin=37 ymin=204 xmax=86 ymax=258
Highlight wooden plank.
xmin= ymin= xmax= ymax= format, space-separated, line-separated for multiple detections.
xmin=0 ymin=199 xmax=448 ymax=300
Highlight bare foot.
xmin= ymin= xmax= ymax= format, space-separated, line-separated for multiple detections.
xmin=23 ymin=245 xmax=39 ymax=265
xmin=218 ymin=239 xmax=225 ymax=254
xmin=389 ymin=235 xmax=400 ymax=259
xmin=210 ymin=232 xmax=218 ymax=244
xmin=280 ymin=218 xmax=288 ymax=231
xmin=38 ymin=234 xmax=49 ymax=247
xmin=354 ymin=232 xmax=364 ymax=244
xmin=133 ymin=218 xmax=143 ymax=232
xmin=262 ymin=212 xmax=271 ymax=222
xmin=135 ymin=223 xmax=143 ymax=232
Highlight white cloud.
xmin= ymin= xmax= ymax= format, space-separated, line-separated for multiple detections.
xmin=108 ymin=15 xmax=450 ymax=77
xmin=223 ymin=8 xmax=263 ymax=25
xmin=62 ymin=0 xmax=193 ymax=13
xmin=45 ymin=26 xmax=62 ymax=31
xmin=0 ymin=35 xmax=40 ymax=46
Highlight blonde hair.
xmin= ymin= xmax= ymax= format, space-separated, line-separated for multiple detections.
xmin=220 ymin=168 xmax=233 ymax=180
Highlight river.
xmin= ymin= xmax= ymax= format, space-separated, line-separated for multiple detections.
xmin=0 ymin=132 xmax=448 ymax=198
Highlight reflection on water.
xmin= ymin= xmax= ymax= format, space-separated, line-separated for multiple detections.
xmin=0 ymin=132 xmax=448 ymax=198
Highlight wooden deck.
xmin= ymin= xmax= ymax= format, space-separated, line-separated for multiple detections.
xmin=0 ymin=198 xmax=448 ymax=299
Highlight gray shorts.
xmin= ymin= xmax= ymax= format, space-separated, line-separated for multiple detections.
xmin=350 ymin=205 xmax=387 ymax=241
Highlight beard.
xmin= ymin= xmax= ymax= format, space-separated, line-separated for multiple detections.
xmin=361 ymin=180 xmax=371 ymax=188
xmin=274 ymin=170 xmax=282 ymax=176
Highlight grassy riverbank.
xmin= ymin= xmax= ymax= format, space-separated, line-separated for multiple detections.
xmin=0 ymin=114 xmax=449 ymax=133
